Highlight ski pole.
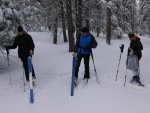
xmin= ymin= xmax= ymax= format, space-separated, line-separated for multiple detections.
xmin=22 ymin=65 xmax=26 ymax=92
xmin=138 ymin=62 xmax=140 ymax=77
xmin=71 ymin=56 xmax=76 ymax=96
xmin=115 ymin=44 xmax=124 ymax=81
xmin=115 ymin=52 xmax=122 ymax=81
xmin=7 ymin=52 xmax=11 ymax=85
xmin=90 ymin=50 xmax=100 ymax=84
xmin=124 ymin=49 xmax=129 ymax=87
xmin=124 ymin=67 xmax=128 ymax=87
xmin=28 ymin=57 xmax=34 ymax=104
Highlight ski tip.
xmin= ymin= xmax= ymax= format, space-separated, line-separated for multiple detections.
xmin=139 ymin=84 xmax=145 ymax=87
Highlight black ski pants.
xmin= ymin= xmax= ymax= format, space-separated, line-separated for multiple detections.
xmin=75 ymin=53 xmax=90 ymax=79
xmin=21 ymin=56 xmax=35 ymax=81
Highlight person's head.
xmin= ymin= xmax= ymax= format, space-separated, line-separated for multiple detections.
xmin=81 ymin=27 xmax=89 ymax=36
xmin=128 ymin=32 xmax=136 ymax=41
xmin=18 ymin=26 xmax=24 ymax=36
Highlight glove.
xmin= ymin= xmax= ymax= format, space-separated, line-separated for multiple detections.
xmin=29 ymin=50 xmax=34 ymax=56
xmin=5 ymin=47 xmax=9 ymax=54
xmin=72 ymin=52 xmax=77 ymax=56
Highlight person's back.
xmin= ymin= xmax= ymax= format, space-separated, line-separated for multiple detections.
xmin=16 ymin=33 xmax=35 ymax=58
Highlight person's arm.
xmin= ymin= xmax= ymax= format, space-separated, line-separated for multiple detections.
xmin=28 ymin=35 xmax=35 ymax=51
xmin=6 ymin=36 xmax=18 ymax=50
xmin=8 ymin=37 xmax=18 ymax=49
xmin=27 ymin=34 xmax=35 ymax=56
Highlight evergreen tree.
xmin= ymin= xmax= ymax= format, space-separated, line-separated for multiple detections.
xmin=0 ymin=0 xmax=21 ymax=49
xmin=139 ymin=0 xmax=150 ymax=36
xmin=16 ymin=0 xmax=43 ymax=32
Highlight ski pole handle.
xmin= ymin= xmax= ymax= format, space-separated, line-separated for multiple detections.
xmin=28 ymin=57 xmax=32 ymax=73
xmin=120 ymin=44 xmax=124 ymax=53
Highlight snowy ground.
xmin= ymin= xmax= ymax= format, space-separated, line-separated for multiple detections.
xmin=0 ymin=32 xmax=150 ymax=113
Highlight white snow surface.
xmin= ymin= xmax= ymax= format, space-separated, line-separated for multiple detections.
xmin=0 ymin=32 xmax=150 ymax=113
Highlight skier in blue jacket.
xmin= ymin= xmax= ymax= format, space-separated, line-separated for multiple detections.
xmin=73 ymin=27 xmax=97 ymax=83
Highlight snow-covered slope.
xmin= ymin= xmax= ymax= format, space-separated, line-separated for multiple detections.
xmin=0 ymin=32 xmax=150 ymax=113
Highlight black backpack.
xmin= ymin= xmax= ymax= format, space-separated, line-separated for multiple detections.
xmin=89 ymin=34 xmax=98 ymax=49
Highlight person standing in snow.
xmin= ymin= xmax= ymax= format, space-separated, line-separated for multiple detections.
xmin=128 ymin=32 xmax=143 ymax=83
xmin=5 ymin=26 xmax=36 ymax=82
xmin=73 ymin=27 xmax=97 ymax=83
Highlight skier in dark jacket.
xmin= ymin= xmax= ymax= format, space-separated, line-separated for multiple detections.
xmin=6 ymin=26 xmax=36 ymax=82
xmin=73 ymin=27 xmax=97 ymax=83
xmin=128 ymin=32 xmax=143 ymax=83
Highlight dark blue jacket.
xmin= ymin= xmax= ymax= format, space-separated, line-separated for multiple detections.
xmin=75 ymin=33 xmax=97 ymax=54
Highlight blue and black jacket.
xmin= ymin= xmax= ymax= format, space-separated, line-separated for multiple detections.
xmin=74 ymin=33 xmax=98 ymax=54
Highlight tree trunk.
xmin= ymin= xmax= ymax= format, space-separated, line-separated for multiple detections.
xmin=85 ymin=6 xmax=90 ymax=31
xmin=66 ymin=0 xmax=75 ymax=52
xmin=86 ymin=19 xmax=90 ymax=31
xmin=48 ymin=25 xmax=51 ymax=31
xmin=75 ymin=0 xmax=78 ymax=32
xmin=131 ymin=7 xmax=134 ymax=32
xmin=131 ymin=0 xmax=136 ymax=32
xmin=97 ymin=26 xmax=100 ymax=37
xmin=60 ymin=0 xmax=67 ymax=42
xmin=96 ymin=3 xmax=100 ymax=37
xmin=76 ymin=0 xmax=82 ymax=39
xmin=106 ymin=6 xmax=111 ymax=45
xmin=53 ymin=16 xmax=57 ymax=44
xmin=75 ymin=0 xmax=79 ymax=38
xmin=85 ymin=11 xmax=90 ymax=31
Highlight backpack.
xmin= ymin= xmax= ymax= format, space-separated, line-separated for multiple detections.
xmin=89 ymin=34 xmax=98 ymax=49
xmin=126 ymin=55 xmax=139 ymax=70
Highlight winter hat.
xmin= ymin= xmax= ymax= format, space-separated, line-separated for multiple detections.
xmin=81 ymin=27 xmax=89 ymax=33
xmin=128 ymin=32 xmax=135 ymax=38
xmin=18 ymin=26 xmax=24 ymax=32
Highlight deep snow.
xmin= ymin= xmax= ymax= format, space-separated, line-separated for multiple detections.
xmin=0 ymin=32 xmax=150 ymax=113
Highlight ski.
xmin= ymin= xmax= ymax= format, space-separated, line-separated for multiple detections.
xmin=84 ymin=78 xmax=88 ymax=87
xmin=138 ymin=82 xmax=145 ymax=87
xmin=130 ymin=80 xmax=145 ymax=87
xmin=74 ymin=78 xmax=88 ymax=88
